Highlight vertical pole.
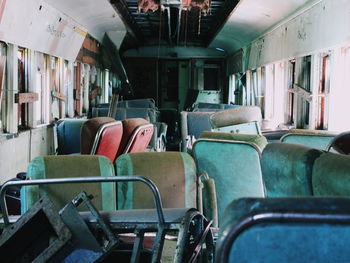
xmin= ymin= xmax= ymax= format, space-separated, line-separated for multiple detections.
xmin=6 ymin=44 xmax=18 ymax=134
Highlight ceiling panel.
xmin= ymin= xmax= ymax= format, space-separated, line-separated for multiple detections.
xmin=210 ymin=0 xmax=313 ymax=54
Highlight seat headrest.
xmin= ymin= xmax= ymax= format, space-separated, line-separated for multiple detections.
xmin=200 ymin=131 xmax=267 ymax=151
xmin=209 ymin=106 xmax=262 ymax=128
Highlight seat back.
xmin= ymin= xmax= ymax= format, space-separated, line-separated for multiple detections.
xmin=209 ymin=106 xmax=262 ymax=135
xmin=91 ymin=107 xmax=109 ymax=118
xmin=216 ymin=197 xmax=350 ymax=263
xmin=159 ymin=108 xmax=180 ymax=150
xmin=117 ymin=118 xmax=154 ymax=157
xmin=280 ymin=129 xmax=337 ymax=150
xmin=81 ymin=117 xmax=123 ymax=162
xmin=21 ymin=155 xmax=116 ymax=213
xmin=118 ymin=98 xmax=156 ymax=109
xmin=193 ymin=138 xmax=264 ymax=226
xmin=326 ymin=131 xmax=350 ymax=154
xmin=180 ymin=111 xmax=213 ymax=152
xmin=91 ymin=106 xmax=159 ymax=123
xmin=312 ymin=152 xmax=350 ymax=196
xmin=261 ymin=143 xmax=323 ymax=197
xmin=116 ymin=108 xmax=158 ymax=123
xmin=57 ymin=119 xmax=86 ymax=154
xmin=115 ymin=152 xmax=197 ymax=210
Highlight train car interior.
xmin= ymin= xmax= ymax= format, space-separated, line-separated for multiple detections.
xmin=1 ymin=0 xmax=350 ymax=262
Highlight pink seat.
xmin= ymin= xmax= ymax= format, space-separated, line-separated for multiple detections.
xmin=117 ymin=118 xmax=154 ymax=157
xmin=81 ymin=117 xmax=123 ymax=162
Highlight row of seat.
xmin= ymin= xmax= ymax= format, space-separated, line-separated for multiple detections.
xmin=91 ymin=99 xmax=170 ymax=151
xmin=7 ymin=153 xmax=212 ymax=262
xmin=57 ymin=117 xmax=153 ymax=162
xmin=12 ymin=124 xmax=350 ymax=261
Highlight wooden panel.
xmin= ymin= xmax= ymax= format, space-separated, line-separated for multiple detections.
xmin=15 ymin=93 xmax=39 ymax=104
xmin=51 ymin=91 xmax=66 ymax=101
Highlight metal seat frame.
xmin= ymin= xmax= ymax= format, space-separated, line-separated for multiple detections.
xmin=0 ymin=176 xmax=214 ymax=263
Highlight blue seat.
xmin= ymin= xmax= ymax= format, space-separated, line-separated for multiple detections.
xmin=118 ymin=98 xmax=156 ymax=108
xmin=216 ymin=197 xmax=350 ymax=263
xmin=180 ymin=111 xmax=213 ymax=152
xmin=56 ymin=119 xmax=86 ymax=154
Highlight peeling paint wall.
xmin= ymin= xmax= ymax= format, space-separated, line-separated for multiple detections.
xmin=246 ymin=0 xmax=350 ymax=70
xmin=0 ymin=125 xmax=55 ymax=183
xmin=0 ymin=0 xmax=86 ymax=61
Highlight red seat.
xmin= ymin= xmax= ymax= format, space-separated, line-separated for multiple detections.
xmin=117 ymin=118 xmax=154 ymax=157
xmin=81 ymin=117 xmax=123 ymax=162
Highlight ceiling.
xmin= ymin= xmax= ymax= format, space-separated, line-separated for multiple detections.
xmin=44 ymin=0 xmax=314 ymax=55
xmin=44 ymin=0 xmax=126 ymax=47
xmin=110 ymin=0 xmax=239 ymax=48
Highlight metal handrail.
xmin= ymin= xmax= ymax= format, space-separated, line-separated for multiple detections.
xmin=0 ymin=176 xmax=165 ymax=226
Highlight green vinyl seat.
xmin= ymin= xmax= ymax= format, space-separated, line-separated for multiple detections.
xmin=21 ymin=155 xmax=116 ymax=214
xmin=280 ymin=129 xmax=337 ymax=151
xmin=193 ymin=137 xmax=265 ymax=226
xmin=261 ymin=143 xmax=323 ymax=197
xmin=115 ymin=152 xmax=197 ymax=210
xmin=216 ymin=197 xmax=350 ymax=263
xmin=312 ymin=152 xmax=350 ymax=196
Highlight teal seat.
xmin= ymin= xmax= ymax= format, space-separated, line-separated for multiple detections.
xmin=57 ymin=119 xmax=86 ymax=155
xmin=280 ymin=129 xmax=337 ymax=151
xmin=216 ymin=197 xmax=350 ymax=263
xmin=193 ymin=137 xmax=265 ymax=226
xmin=261 ymin=143 xmax=322 ymax=197
xmin=312 ymin=152 xmax=350 ymax=196
xmin=115 ymin=152 xmax=197 ymax=210
xmin=21 ymin=155 xmax=116 ymax=214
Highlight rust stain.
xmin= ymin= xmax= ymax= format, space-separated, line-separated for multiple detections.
xmin=0 ymin=0 xmax=7 ymax=24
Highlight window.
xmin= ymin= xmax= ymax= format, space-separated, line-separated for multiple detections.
xmin=287 ymin=59 xmax=296 ymax=124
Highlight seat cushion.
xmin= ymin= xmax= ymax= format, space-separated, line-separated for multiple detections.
xmin=21 ymin=155 xmax=116 ymax=213
xmin=115 ymin=152 xmax=197 ymax=210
